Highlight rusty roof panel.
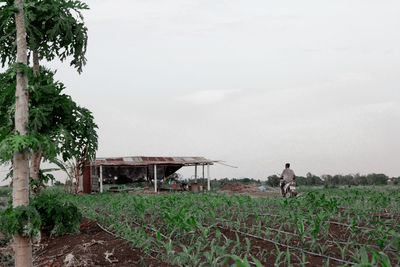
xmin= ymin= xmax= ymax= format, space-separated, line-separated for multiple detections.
xmin=92 ymin=156 xmax=217 ymax=166
xmin=107 ymin=157 xmax=123 ymax=161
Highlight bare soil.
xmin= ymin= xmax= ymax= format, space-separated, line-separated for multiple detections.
xmin=30 ymin=218 xmax=173 ymax=267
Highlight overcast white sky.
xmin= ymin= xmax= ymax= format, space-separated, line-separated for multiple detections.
xmin=1 ymin=0 xmax=400 ymax=183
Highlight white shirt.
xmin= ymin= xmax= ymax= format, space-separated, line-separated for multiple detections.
xmin=281 ymin=168 xmax=295 ymax=182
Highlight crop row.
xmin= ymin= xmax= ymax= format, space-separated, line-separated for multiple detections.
xmin=59 ymin=186 xmax=400 ymax=266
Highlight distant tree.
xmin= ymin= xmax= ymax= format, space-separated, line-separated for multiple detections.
xmin=305 ymin=172 xmax=323 ymax=186
xmin=366 ymin=173 xmax=388 ymax=185
xmin=267 ymin=175 xmax=280 ymax=187
xmin=353 ymin=173 xmax=363 ymax=185
xmin=240 ymin=178 xmax=252 ymax=183
xmin=332 ymin=175 xmax=341 ymax=185
xmin=294 ymin=176 xmax=307 ymax=186
xmin=321 ymin=174 xmax=331 ymax=182
xmin=358 ymin=175 xmax=368 ymax=186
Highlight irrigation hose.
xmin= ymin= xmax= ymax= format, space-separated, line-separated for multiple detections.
xmin=96 ymin=222 xmax=160 ymax=257
xmin=216 ymin=224 xmax=357 ymax=266
xmin=214 ymin=218 xmax=398 ymax=252
xmin=235 ymin=210 xmax=398 ymax=234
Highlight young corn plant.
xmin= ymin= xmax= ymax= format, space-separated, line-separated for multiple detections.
xmin=274 ymin=245 xmax=285 ymax=266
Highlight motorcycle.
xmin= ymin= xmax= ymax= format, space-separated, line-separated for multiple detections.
xmin=283 ymin=180 xmax=297 ymax=197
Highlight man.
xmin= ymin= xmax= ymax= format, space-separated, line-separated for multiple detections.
xmin=280 ymin=163 xmax=295 ymax=197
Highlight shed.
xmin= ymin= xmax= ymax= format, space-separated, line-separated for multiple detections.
xmin=82 ymin=156 xmax=217 ymax=193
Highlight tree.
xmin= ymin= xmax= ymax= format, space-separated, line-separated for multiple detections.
xmin=0 ymin=0 xmax=89 ymax=184
xmin=53 ymin=105 xmax=98 ymax=194
xmin=294 ymin=175 xmax=307 ymax=186
xmin=0 ymin=1 xmax=90 ymax=264
xmin=11 ymin=0 xmax=32 ymax=265
xmin=267 ymin=175 xmax=280 ymax=187
xmin=366 ymin=173 xmax=388 ymax=185
xmin=0 ymin=67 xmax=98 ymax=193
xmin=305 ymin=172 xmax=323 ymax=186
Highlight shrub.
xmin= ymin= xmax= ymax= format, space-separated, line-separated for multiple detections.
xmin=0 ymin=205 xmax=41 ymax=239
xmin=0 ymin=193 xmax=82 ymax=238
xmin=31 ymin=193 xmax=82 ymax=236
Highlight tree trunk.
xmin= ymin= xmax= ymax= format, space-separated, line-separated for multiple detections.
xmin=74 ymin=146 xmax=88 ymax=194
xmin=30 ymin=151 xmax=42 ymax=194
xmin=30 ymin=50 xmax=41 ymax=194
xmin=32 ymin=50 xmax=39 ymax=75
xmin=13 ymin=0 xmax=33 ymax=266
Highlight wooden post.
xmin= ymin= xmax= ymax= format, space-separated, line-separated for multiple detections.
xmin=195 ymin=165 xmax=197 ymax=183
xmin=202 ymin=164 xmax=205 ymax=190
xmin=100 ymin=165 xmax=103 ymax=193
xmin=207 ymin=164 xmax=211 ymax=191
xmin=154 ymin=164 xmax=157 ymax=193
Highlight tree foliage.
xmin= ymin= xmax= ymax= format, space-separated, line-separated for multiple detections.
xmin=0 ymin=193 xmax=82 ymax=238
xmin=0 ymin=66 xmax=98 ymax=164
xmin=265 ymin=172 xmax=390 ymax=187
xmin=295 ymin=172 xmax=324 ymax=186
xmin=266 ymin=175 xmax=280 ymax=187
xmin=30 ymin=192 xmax=82 ymax=236
xmin=321 ymin=173 xmax=389 ymax=186
xmin=0 ymin=204 xmax=41 ymax=239
xmin=0 ymin=0 xmax=89 ymax=73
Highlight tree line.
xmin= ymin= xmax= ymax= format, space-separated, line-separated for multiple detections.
xmin=266 ymin=173 xmax=399 ymax=187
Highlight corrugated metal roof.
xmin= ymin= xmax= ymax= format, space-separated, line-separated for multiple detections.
xmin=93 ymin=156 xmax=217 ymax=166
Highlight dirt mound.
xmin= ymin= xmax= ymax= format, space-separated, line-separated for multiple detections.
xmin=219 ymin=182 xmax=281 ymax=197
xmin=220 ymin=182 xmax=261 ymax=193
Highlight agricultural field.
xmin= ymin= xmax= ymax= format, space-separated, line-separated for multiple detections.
xmin=1 ymin=185 xmax=400 ymax=266
xmin=53 ymin=186 xmax=400 ymax=266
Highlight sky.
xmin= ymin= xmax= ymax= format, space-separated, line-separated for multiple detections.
xmin=1 ymin=0 xmax=400 ymax=184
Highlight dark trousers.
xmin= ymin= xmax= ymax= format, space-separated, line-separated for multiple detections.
xmin=280 ymin=180 xmax=286 ymax=196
